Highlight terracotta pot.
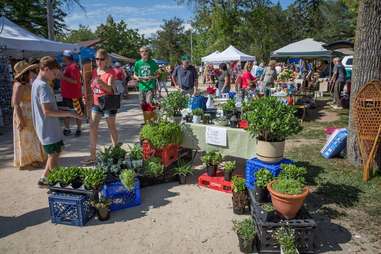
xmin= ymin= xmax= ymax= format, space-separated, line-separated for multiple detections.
xmin=267 ymin=180 xmax=309 ymax=219
xmin=255 ymin=139 xmax=285 ymax=163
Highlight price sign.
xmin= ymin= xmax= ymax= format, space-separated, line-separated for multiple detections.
xmin=205 ymin=126 xmax=227 ymax=147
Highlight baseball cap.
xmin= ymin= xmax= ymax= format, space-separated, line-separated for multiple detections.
xmin=63 ymin=50 xmax=73 ymax=57
xmin=181 ymin=55 xmax=191 ymax=61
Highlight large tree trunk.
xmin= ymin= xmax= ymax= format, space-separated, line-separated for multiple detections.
xmin=347 ymin=0 xmax=381 ymax=166
xmin=46 ymin=0 xmax=55 ymax=40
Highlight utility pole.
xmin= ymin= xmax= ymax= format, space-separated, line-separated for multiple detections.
xmin=47 ymin=0 xmax=55 ymax=40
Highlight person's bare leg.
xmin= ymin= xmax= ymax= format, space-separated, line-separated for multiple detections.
xmin=106 ymin=116 xmax=118 ymax=146
xmin=63 ymin=117 xmax=70 ymax=129
xmin=89 ymin=112 xmax=101 ymax=160
xmin=42 ymin=153 xmax=59 ymax=177
xmin=76 ymin=118 xmax=82 ymax=131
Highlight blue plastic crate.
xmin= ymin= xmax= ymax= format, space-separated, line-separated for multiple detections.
xmin=321 ymin=128 xmax=348 ymax=159
xmin=100 ymin=179 xmax=141 ymax=211
xmin=245 ymin=157 xmax=293 ymax=190
xmin=48 ymin=192 xmax=94 ymax=226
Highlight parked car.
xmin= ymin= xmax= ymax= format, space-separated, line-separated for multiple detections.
xmin=342 ymin=55 xmax=353 ymax=80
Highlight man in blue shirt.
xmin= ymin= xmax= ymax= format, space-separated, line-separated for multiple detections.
xmin=172 ymin=55 xmax=198 ymax=95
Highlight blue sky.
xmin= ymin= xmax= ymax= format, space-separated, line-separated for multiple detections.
xmin=65 ymin=0 xmax=293 ymax=37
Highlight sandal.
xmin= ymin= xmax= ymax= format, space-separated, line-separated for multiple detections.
xmin=81 ymin=157 xmax=96 ymax=165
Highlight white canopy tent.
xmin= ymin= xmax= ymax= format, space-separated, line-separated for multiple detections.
xmin=206 ymin=45 xmax=256 ymax=63
xmin=201 ymin=51 xmax=220 ymax=63
xmin=271 ymin=38 xmax=332 ymax=58
xmin=0 ymin=16 xmax=80 ymax=58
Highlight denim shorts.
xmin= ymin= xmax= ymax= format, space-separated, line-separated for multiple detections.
xmin=92 ymin=105 xmax=117 ymax=118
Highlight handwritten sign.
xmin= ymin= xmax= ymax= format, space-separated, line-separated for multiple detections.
xmin=205 ymin=126 xmax=227 ymax=147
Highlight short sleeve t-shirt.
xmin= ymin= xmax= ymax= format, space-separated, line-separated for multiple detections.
xmin=334 ymin=63 xmax=346 ymax=82
xmin=133 ymin=59 xmax=158 ymax=91
xmin=113 ymin=67 xmax=126 ymax=81
xmin=91 ymin=69 xmax=115 ymax=106
xmin=31 ymin=78 xmax=62 ymax=145
xmin=241 ymin=71 xmax=255 ymax=89
xmin=61 ymin=62 xmax=82 ymax=99
xmin=172 ymin=65 xmax=198 ymax=90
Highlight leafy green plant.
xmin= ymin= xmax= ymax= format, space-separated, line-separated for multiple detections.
xmin=272 ymin=178 xmax=304 ymax=195
xmin=47 ymin=167 xmax=63 ymax=186
xmin=129 ymin=144 xmax=143 ymax=160
xmin=261 ymin=203 xmax=274 ymax=212
xmin=246 ymin=97 xmax=302 ymax=142
xmin=279 ymin=164 xmax=307 ymax=183
xmin=232 ymin=218 xmax=256 ymax=242
xmin=222 ymin=161 xmax=236 ymax=172
xmin=232 ymin=176 xmax=246 ymax=193
xmin=145 ymin=157 xmax=164 ymax=177
xmin=140 ymin=121 xmax=183 ymax=148
xmin=255 ymin=169 xmax=273 ymax=188
xmin=174 ymin=165 xmax=193 ymax=176
xmin=201 ymin=150 xmax=223 ymax=166
xmin=161 ymin=91 xmax=189 ymax=116
xmin=83 ymin=168 xmax=106 ymax=190
xmin=192 ymin=108 xmax=204 ymax=116
xmin=97 ymin=144 xmax=128 ymax=176
xmin=91 ymin=198 xmax=111 ymax=209
xmin=222 ymin=99 xmax=236 ymax=112
xmin=120 ymin=169 xmax=136 ymax=191
xmin=273 ymin=226 xmax=297 ymax=254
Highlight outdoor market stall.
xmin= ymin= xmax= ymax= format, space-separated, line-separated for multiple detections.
xmin=206 ymin=45 xmax=256 ymax=63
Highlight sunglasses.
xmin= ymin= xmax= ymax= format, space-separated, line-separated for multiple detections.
xmin=96 ymin=58 xmax=105 ymax=61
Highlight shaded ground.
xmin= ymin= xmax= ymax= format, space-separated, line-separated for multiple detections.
xmin=0 ymin=92 xmax=380 ymax=253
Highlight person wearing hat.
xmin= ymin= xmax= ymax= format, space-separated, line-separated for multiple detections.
xmin=31 ymin=56 xmax=82 ymax=187
xmin=172 ymin=55 xmax=198 ymax=95
xmin=56 ymin=49 xmax=83 ymax=137
xmin=12 ymin=60 xmax=46 ymax=170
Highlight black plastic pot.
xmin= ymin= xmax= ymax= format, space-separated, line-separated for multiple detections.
xmin=185 ymin=115 xmax=192 ymax=123
xmin=255 ymin=187 xmax=270 ymax=203
xmin=96 ymin=208 xmax=110 ymax=221
xmin=224 ymin=171 xmax=232 ymax=181
xmin=178 ymin=175 xmax=186 ymax=184
xmin=59 ymin=182 xmax=69 ymax=188
xmin=229 ymin=120 xmax=238 ymax=128
xmin=71 ymin=178 xmax=82 ymax=189
xmin=206 ymin=165 xmax=217 ymax=177
xmin=232 ymin=191 xmax=248 ymax=215
xmin=238 ymin=234 xmax=254 ymax=253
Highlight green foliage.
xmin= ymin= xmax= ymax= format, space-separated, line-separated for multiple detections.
xmin=120 ymin=169 xmax=136 ymax=191
xmin=255 ymin=169 xmax=273 ymax=188
xmin=47 ymin=167 xmax=63 ymax=186
xmin=273 ymin=226 xmax=297 ymax=254
xmin=246 ymin=97 xmax=302 ymax=142
xmin=222 ymin=99 xmax=236 ymax=112
xmin=174 ymin=165 xmax=194 ymax=176
xmin=91 ymin=198 xmax=111 ymax=209
xmin=232 ymin=218 xmax=256 ymax=241
xmin=277 ymin=69 xmax=293 ymax=82
xmin=83 ymin=168 xmax=106 ymax=190
xmin=261 ymin=203 xmax=274 ymax=212
xmin=232 ymin=176 xmax=246 ymax=193
xmin=140 ymin=121 xmax=183 ymax=148
xmin=97 ymin=144 xmax=127 ymax=175
xmin=161 ymin=91 xmax=189 ymax=116
xmin=201 ymin=151 xmax=222 ymax=166
xmin=222 ymin=161 xmax=236 ymax=172
xmin=272 ymin=178 xmax=304 ymax=195
xmin=145 ymin=157 xmax=164 ymax=177
xmin=60 ymin=25 xmax=96 ymax=43
xmin=192 ymin=108 xmax=204 ymax=116
xmin=279 ymin=164 xmax=307 ymax=184
xmin=129 ymin=144 xmax=143 ymax=160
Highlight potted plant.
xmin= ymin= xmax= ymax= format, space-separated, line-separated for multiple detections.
xmin=140 ymin=121 xmax=183 ymax=149
xmin=214 ymin=116 xmax=228 ymax=126
xmin=221 ymin=160 xmax=236 ymax=181
xmin=278 ymin=164 xmax=307 ymax=184
xmin=59 ymin=168 xmax=74 ymax=188
xmin=91 ymin=198 xmax=111 ymax=221
xmin=97 ymin=144 xmax=127 ymax=178
xmin=69 ymin=167 xmax=84 ymax=189
xmin=232 ymin=218 xmax=256 ymax=253
xmin=173 ymin=165 xmax=193 ymax=184
xmin=202 ymin=113 xmax=211 ymax=124
xmin=231 ymin=176 xmax=248 ymax=214
xmin=246 ymin=97 xmax=302 ymax=163
xmin=47 ymin=167 xmax=62 ymax=186
xmin=201 ymin=151 xmax=222 ymax=177
xmin=160 ymin=91 xmax=189 ymax=122
xmin=145 ymin=157 xmax=164 ymax=178
xmin=83 ymin=168 xmax=106 ymax=191
xmin=222 ymin=99 xmax=236 ymax=117
xmin=128 ymin=144 xmax=143 ymax=169
xmin=120 ymin=169 xmax=136 ymax=191
xmin=229 ymin=115 xmax=238 ymax=128
xmin=259 ymin=203 xmax=275 ymax=222
xmin=192 ymin=108 xmax=204 ymax=124
xmin=273 ymin=226 xmax=299 ymax=254
xmin=254 ymin=169 xmax=273 ymax=203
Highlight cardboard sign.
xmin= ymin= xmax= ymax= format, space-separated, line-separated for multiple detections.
xmin=206 ymin=126 xmax=227 ymax=147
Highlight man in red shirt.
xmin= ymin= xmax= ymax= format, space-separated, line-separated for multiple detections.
xmin=58 ymin=50 xmax=83 ymax=136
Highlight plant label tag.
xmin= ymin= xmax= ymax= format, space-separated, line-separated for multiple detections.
xmin=206 ymin=126 xmax=227 ymax=147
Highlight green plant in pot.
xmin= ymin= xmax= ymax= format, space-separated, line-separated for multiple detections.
xmin=47 ymin=167 xmax=63 ymax=186
xmin=120 ymin=169 xmax=136 ymax=192
xmin=279 ymin=164 xmax=307 ymax=184
xmin=254 ymin=168 xmax=273 ymax=203
xmin=201 ymin=150 xmax=222 ymax=177
xmin=97 ymin=144 xmax=127 ymax=178
xmin=273 ymin=226 xmax=299 ymax=254
xmin=231 ymin=176 xmax=248 ymax=215
xmin=222 ymin=99 xmax=236 ymax=117
xmin=259 ymin=203 xmax=275 ymax=222
xmin=160 ymin=91 xmax=189 ymax=122
xmin=221 ymin=160 xmax=236 ymax=181
xmin=128 ymin=144 xmax=143 ymax=169
xmin=246 ymin=97 xmax=302 ymax=163
xmin=140 ymin=121 xmax=183 ymax=149
xmin=174 ymin=164 xmax=193 ymax=184
xmin=91 ymin=198 xmax=111 ymax=221
xmin=59 ymin=168 xmax=76 ymax=188
xmin=83 ymin=168 xmax=106 ymax=190
xmin=145 ymin=157 xmax=164 ymax=178
xmin=192 ymin=108 xmax=204 ymax=124
xmin=232 ymin=218 xmax=256 ymax=253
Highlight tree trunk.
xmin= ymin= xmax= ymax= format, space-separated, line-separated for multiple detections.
xmin=347 ymin=0 xmax=381 ymax=166
xmin=46 ymin=0 xmax=55 ymax=40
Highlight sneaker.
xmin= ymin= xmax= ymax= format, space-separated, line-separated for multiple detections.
xmin=74 ymin=129 xmax=81 ymax=137
xmin=63 ymin=129 xmax=72 ymax=136
xmin=332 ymin=105 xmax=343 ymax=110
xmin=38 ymin=177 xmax=49 ymax=188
